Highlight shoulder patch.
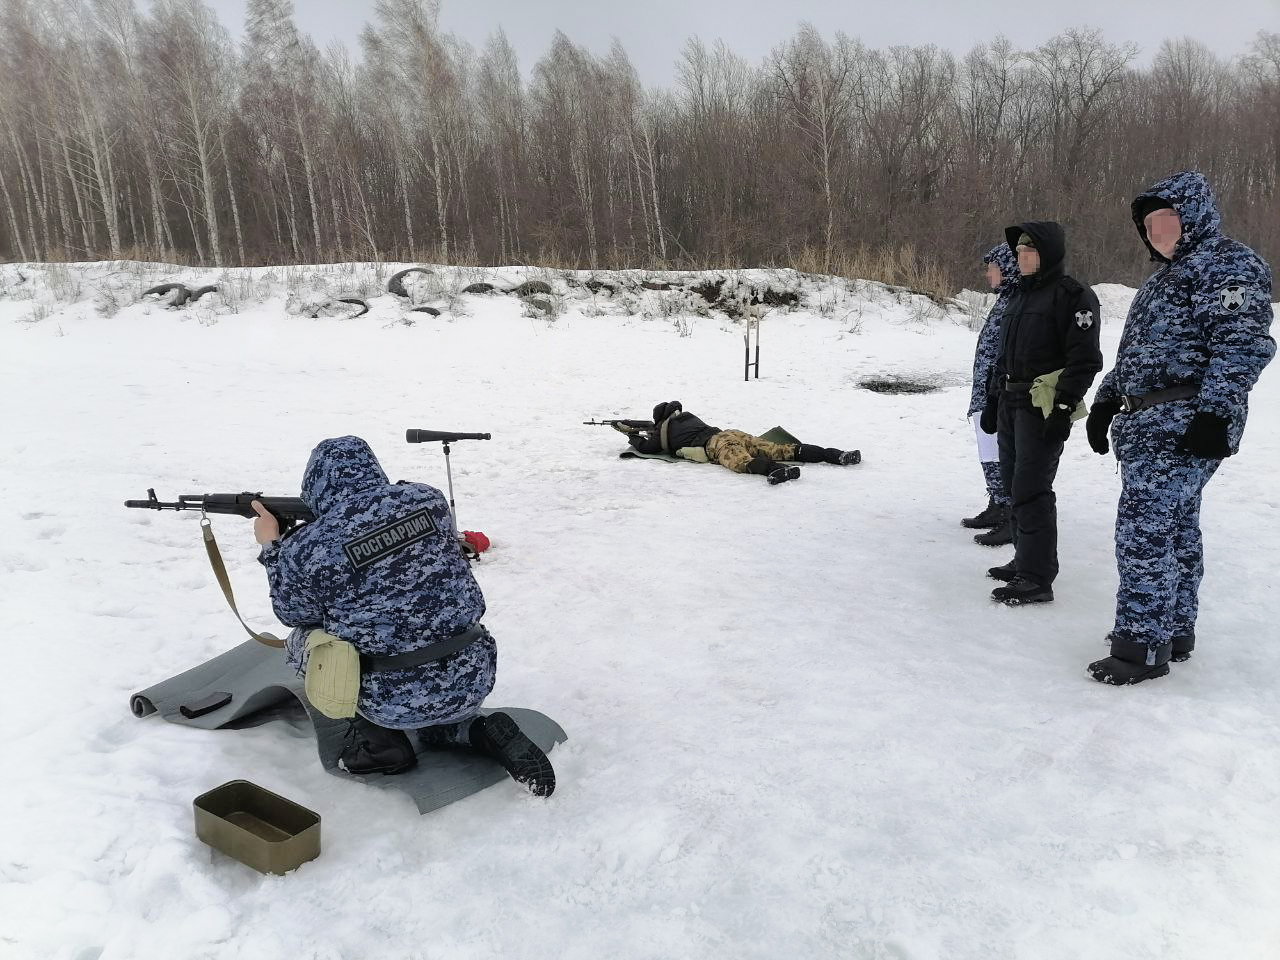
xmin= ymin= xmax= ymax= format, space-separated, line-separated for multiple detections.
xmin=1219 ymin=285 xmax=1253 ymax=313
xmin=1074 ymin=309 xmax=1095 ymax=329
xmin=343 ymin=508 xmax=440 ymax=570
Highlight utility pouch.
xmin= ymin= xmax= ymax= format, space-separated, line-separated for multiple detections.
xmin=303 ymin=630 xmax=360 ymax=719
xmin=675 ymin=446 xmax=710 ymax=463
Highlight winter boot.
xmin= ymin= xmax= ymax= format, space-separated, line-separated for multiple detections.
xmin=990 ymin=576 xmax=1053 ymax=605
xmin=768 ymin=465 xmax=801 ymax=485
xmin=963 ymin=497 xmax=1005 ymax=529
xmin=986 ymin=559 xmax=1018 ymax=582
xmin=1171 ymin=633 xmax=1195 ymax=663
xmin=1087 ymin=634 xmax=1172 ymax=685
xmin=794 ymin=443 xmax=860 ymax=466
xmin=973 ymin=513 xmax=1013 ymax=545
xmin=338 ymin=716 xmax=418 ymax=776
xmin=469 ymin=711 xmax=556 ymax=797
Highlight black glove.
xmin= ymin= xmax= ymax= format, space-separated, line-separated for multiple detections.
xmin=1180 ymin=412 xmax=1232 ymax=458
xmin=1043 ymin=403 xmax=1074 ymax=443
xmin=1085 ymin=399 xmax=1120 ymax=455
xmin=979 ymin=397 xmax=999 ymax=435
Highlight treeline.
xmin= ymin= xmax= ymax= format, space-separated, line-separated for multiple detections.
xmin=0 ymin=0 xmax=1276 ymax=292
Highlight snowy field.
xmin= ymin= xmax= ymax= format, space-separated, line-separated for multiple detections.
xmin=2 ymin=263 xmax=1279 ymax=960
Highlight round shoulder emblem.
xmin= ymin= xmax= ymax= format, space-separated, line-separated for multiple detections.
xmin=1074 ymin=309 xmax=1094 ymax=329
xmin=1220 ymin=285 xmax=1251 ymax=312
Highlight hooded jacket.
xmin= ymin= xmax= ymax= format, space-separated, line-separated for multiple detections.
xmin=1095 ymin=171 xmax=1275 ymax=459
xmin=258 ymin=436 xmax=492 ymax=728
xmin=629 ymin=401 xmax=721 ymax=456
xmin=990 ymin=220 xmax=1103 ymax=406
xmin=970 ymin=243 xmax=1020 ymax=415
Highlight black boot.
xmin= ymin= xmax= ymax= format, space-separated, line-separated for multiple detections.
xmin=963 ymin=497 xmax=1005 ymax=529
xmin=990 ymin=576 xmax=1053 ymax=605
xmin=1171 ymin=633 xmax=1195 ymax=662
xmin=1088 ymin=634 xmax=1172 ymax=685
xmin=768 ymin=465 xmax=801 ymax=484
xmin=469 ymin=712 xmax=556 ymax=797
xmin=338 ymin=716 xmax=418 ymax=775
xmin=987 ymin=559 xmax=1018 ymax=582
xmin=973 ymin=512 xmax=1012 ymax=545
xmin=793 ymin=443 xmax=859 ymax=465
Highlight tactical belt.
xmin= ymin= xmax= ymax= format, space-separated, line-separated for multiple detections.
xmin=360 ymin=623 xmax=488 ymax=673
xmin=1004 ymin=380 xmax=1034 ymax=392
xmin=1118 ymin=384 xmax=1199 ymax=413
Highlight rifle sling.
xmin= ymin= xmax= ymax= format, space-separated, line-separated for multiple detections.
xmin=202 ymin=519 xmax=285 ymax=648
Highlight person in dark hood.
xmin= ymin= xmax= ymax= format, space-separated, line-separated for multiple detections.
xmin=622 ymin=400 xmax=861 ymax=484
xmin=979 ymin=221 xmax=1103 ymax=604
xmin=963 ymin=243 xmax=1020 ymax=541
xmin=250 ymin=436 xmax=554 ymax=795
xmin=1084 ymin=171 xmax=1275 ymax=684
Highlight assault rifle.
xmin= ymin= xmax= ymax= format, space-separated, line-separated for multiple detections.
xmin=123 ymin=488 xmax=316 ymax=649
xmin=124 ymin=489 xmax=315 ymax=535
xmin=583 ymin=418 xmax=654 ymax=435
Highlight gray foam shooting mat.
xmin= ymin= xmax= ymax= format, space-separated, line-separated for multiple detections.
xmin=130 ymin=640 xmax=567 ymax=814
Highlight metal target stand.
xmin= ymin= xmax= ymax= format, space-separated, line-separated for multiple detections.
xmin=744 ymin=307 xmax=762 ymax=380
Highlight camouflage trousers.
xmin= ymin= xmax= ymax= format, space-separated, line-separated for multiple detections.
xmin=1113 ymin=452 xmax=1221 ymax=648
xmin=705 ymin=430 xmax=798 ymax=473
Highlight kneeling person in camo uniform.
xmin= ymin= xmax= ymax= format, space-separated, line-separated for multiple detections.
xmin=625 ymin=400 xmax=861 ymax=485
xmin=1085 ymin=171 xmax=1275 ymax=685
xmin=251 ymin=435 xmax=554 ymax=795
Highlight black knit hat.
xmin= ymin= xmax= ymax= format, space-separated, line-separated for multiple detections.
xmin=1133 ymin=195 xmax=1175 ymax=223
xmin=652 ymin=400 xmax=683 ymax=424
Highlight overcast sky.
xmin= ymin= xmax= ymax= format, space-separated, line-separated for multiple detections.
xmin=204 ymin=0 xmax=1279 ymax=81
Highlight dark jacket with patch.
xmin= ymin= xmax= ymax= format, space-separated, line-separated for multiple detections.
xmin=990 ymin=220 xmax=1103 ymax=405
xmin=1095 ymin=170 xmax=1275 ymax=459
xmin=258 ymin=436 xmax=491 ymax=727
xmin=630 ymin=410 xmax=721 ymax=455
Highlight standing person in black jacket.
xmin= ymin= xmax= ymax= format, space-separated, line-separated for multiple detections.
xmin=979 ymin=222 xmax=1103 ymax=604
xmin=623 ymin=400 xmax=861 ymax=485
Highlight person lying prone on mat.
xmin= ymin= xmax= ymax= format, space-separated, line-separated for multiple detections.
xmin=249 ymin=435 xmax=554 ymax=795
xmin=624 ymin=400 xmax=860 ymax=485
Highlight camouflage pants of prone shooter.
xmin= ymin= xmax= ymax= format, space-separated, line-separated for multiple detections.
xmin=705 ymin=430 xmax=798 ymax=473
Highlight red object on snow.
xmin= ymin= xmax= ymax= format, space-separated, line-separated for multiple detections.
xmin=461 ymin=530 xmax=491 ymax=553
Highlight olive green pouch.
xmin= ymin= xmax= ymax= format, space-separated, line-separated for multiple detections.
xmin=1030 ymin=369 xmax=1088 ymax=421
xmin=303 ymin=630 xmax=360 ymax=719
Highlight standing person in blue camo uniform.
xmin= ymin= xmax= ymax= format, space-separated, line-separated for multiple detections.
xmin=978 ymin=222 xmax=1103 ymax=604
xmin=251 ymin=435 xmax=554 ymax=794
xmin=963 ymin=243 xmax=1020 ymax=542
xmin=1084 ymin=171 xmax=1275 ymax=684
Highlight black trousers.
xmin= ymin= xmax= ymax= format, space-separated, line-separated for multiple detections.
xmin=996 ymin=391 xmax=1064 ymax=586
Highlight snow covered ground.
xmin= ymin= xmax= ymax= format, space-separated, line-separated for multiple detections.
xmin=2 ymin=263 xmax=1278 ymax=960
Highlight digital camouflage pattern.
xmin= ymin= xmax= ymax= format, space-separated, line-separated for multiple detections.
xmin=1111 ymin=454 xmax=1220 ymax=654
xmin=970 ymin=243 xmax=1020 ymax=415
xmin=258 ymin=436 xmax=494 ymax=729
xmin=975 ymin=244 xmax=1020 ymax=503
xmin=1094 ymin=171 xmax=1275 ymax=651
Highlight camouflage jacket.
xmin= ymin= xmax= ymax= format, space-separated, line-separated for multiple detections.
xmin=1096 ymin=171 xmax=1276 ymax=459
xmin=970 ymin=243 xmax=1020 ymax=415
xmin=258 ymin=437 xmax=489 ymax=724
